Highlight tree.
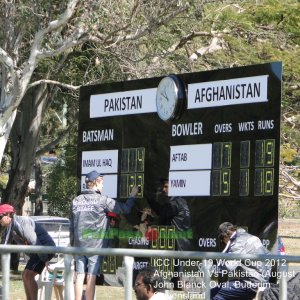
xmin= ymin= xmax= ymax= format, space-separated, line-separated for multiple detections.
xmin=147 ymin=0 xmax=300 ymax=211
xmin=1 ymin=0 xmax=299 ymax=215
xmin=0 ymin=0 xmax=190 ymax=211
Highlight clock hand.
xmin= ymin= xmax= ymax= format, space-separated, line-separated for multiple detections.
xmin=163 ymin=87 xmax=169 ymax=101
xmin=161 ymin=92 xmax=168 ymax=101
xmin=160 ymin=94 xmax=168 ymax=101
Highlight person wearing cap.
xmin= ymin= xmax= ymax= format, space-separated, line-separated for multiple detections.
xmin=0 ymin=203 xmax=56 ymax=300
xmin=70 ymin=170 xmax=139 ymax=300
xmin=210 ymin=222 xmax=271 ymax=300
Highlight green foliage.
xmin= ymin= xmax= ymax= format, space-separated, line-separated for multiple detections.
xmin=281 ymin=144 xmax=298 ymax=164
xmin=46 ymin=140 xmax=78 ymax=217
xmin=48 ymin=169 xmax=77 ymax=217
xmin=279 ymin=198 xmax=300 ymax=218
xmin=0 ymin=173 xmax=8 ymax=192
xmin=280 ymin=112 xmax=300 ymax=164
xmin=47 ymin=161 xmax=78 ymax=217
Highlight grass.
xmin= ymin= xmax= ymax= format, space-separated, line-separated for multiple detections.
xmin=2 ymin=271 xmax=24 ymax=300
xmin=279 ymin=218 xmax=300 ymax=256
xmin=5 ymin=274 xmax=131 ymax=300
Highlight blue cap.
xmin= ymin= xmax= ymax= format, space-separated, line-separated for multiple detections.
xmin=85 ymin=170 xmax=103 ymax=182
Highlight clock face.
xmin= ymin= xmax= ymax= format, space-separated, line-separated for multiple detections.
xmin=156 ymin=75 xmax=185 ymax=122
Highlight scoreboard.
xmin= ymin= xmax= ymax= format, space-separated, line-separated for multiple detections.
xmin=78 ymin=62 xmax=282 ymax=276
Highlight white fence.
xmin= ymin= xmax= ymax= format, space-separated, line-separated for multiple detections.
xmin=1 ymin=245 xmax=299 ymax=300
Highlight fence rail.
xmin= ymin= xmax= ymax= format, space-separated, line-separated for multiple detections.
xmin=1 ymin=245 xmax=299 ymax=300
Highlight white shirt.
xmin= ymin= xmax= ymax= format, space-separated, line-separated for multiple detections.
xmin=150 ymin=292 xmax=171 ymax=300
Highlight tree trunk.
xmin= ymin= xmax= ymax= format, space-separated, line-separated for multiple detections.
xmin=2 ymin=84 xmax=48 ymax=271
xmin=35 ymin=158 xmax=43 ymax=199
xmin=2 ymin=84 xmax=48 ymax=213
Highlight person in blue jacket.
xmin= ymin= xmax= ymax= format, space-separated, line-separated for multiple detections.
xmin=0 ymin=203 xmax=56 ymax=300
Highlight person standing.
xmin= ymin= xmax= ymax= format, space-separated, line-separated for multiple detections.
xmin=134 ymin=266 xmax=169 ymax=300
xmin=146 ymin=178 xmax=191 ymax=290
xmin=146 ymin=178 xmax=191 ymax=251
xmin=34 ymin=197 xmax=43 ymax=216
xmin=211 ymin=222 xmax=271 ymax=300
xmin=70 ymin=170 xmax=139 ymax=300
xmin=0 ymin=203 xmax=56 ymax=300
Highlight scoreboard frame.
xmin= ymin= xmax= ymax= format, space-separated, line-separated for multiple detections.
xmin=78 ymin=62 xmax=282 ymax=273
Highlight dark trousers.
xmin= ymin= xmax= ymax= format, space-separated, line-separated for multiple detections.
xmin=210 ymin=280 xmax=256 ymax=300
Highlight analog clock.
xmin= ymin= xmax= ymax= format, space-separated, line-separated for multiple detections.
xmin=156 ymin=74 xmax=186 ymax=123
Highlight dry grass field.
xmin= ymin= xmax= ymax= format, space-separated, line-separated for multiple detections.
xmin=8 ymin=276 xmax=129 ymax=300
xmin=278 ymin=218 xmax=300 ymax=256
xmin=3 ymin=218 xmax=300 ymax=299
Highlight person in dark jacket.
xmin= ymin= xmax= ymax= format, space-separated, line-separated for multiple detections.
xmin=211 ymin=222 xmax=271 ymax=300
xmin=146 ymin=178 xmax=191 ymax=290
xmin=70 ymin=170 xmax=138 ymax=300
xmin=262 ymin=271 xmax=300 ymax=300
xmin=0 ymin=203 xmax=56 ymax=300
xmin=146 ymin=178 xmax=191 ymax=251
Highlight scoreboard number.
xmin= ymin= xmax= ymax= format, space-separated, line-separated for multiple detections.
xmin=239 ymin=139 xmax=275 ymax=196
xmin=119 ymin=147 xmax=145 ymax=198
xmin=212 ymin=142 xmax=232 ymax=196
xmin=254 ymin=139 xmax=275 ymax=196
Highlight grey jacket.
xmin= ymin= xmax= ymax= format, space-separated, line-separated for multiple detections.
xmin=69 ymin=190 xmax=135 ymax=249
xmin=220 ymin=228 xmax=271 ymax=290
xmin=4 ymin=215 xmax=55 ymax=262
